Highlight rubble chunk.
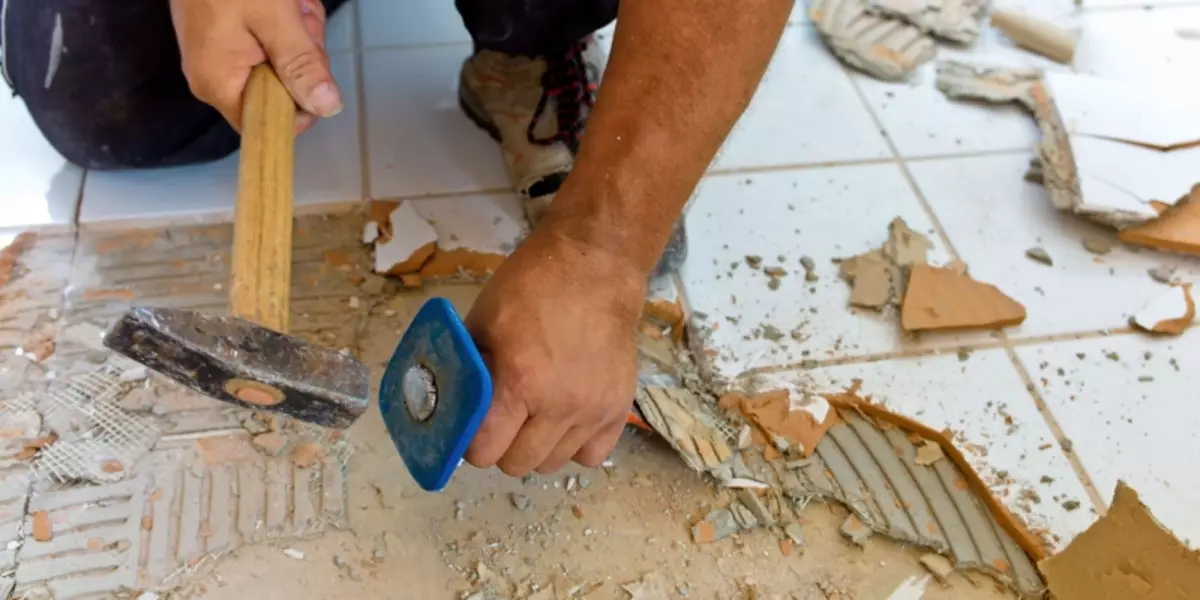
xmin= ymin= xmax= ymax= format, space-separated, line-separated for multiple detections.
xmin=866 ymin=0 xmax=987 ymax=43
xmin=1025 ymin=247 xmax=1053 ymax=266
xmin=914 ymin=439 xmax=946 ymax=466
xmin=692 ymin=508 xmax=741 ymax=543
xmin=920 ymin=553 xmax=956 ymax=582
xmin=840 ymin=515 xmax=872 ymax=546
xmin=736 ymin=390 xmax=840 ymax=458
xmin=901 ymin=264 xmax=1026 ymax=332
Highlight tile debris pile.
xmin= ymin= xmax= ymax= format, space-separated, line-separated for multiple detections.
xmin=634 ymin=381 xmax=1050 ymax=597
xmin=837 ymin=217 xmax=1026 ymax=332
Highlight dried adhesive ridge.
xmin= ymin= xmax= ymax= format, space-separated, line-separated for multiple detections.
xmin=635 ymin=382 xmax=1047 ymax=598
xmin=866 ymin=0 xmax=989 ymax=43
xmin=810 ymin=0 xmax=937 ymax=81
xmin=901 ymin=263 xmax=1026 ymax=331
xmin=1039 ymin=480 xmax=1200 ymax=600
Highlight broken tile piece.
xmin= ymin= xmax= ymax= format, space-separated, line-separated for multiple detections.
xmin=1130 ymin=284 xmax=1195 ymax=336
xmin=371 ymin=201 xmax=437 ymax=275
xmin=1120 ymin=186 xmax=1200 ymax=256
xmin=920 ymin=553 xmax=956 ymax=583
xmin=914 ymin=440 xmax=945 ymax=466
xmin=901 ymin=264 xmax=1027 ymax=332
xmin=737 ymin=391 xmax=840 ymax=458
xmin=866 ymin=0 xmax=986 ymax=43
xmin=809 ymin=0 xmax=937 ymax=81
xmin=840 ymin=250 xmax=893 ymax=310
xmin=693 ymin=509 xmax=740 ymax=543
xmin=1039 ymin=481 xmax=1200 ymax=600
xmin=32 ymin=511 xmax=51 ymax=542
xmin=840 ymin=514 xmax=872 ymax=547
xmin=1082 ymin=236 xmax=1114 ymax=255
xmin=882 ymin=217 xmax=933 ymax=268
xmin=1025 ymin=247 xmax=1053 ymax=266
xmin=289 ymin=442 xmax=324 ymax=469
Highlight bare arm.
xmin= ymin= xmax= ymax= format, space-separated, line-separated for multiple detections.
xmin=544 ymin=0 xmax=794 ymax=274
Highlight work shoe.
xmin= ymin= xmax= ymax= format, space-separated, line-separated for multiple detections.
xmin=459 ymin=40 xmax=688 ymax=278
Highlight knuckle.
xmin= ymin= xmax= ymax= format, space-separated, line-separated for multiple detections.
xmin=276 ymin=50 xmax=327 ymax=86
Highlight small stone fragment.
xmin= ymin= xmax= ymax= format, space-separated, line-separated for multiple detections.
xmin=800 ymin=256 xmax=818 ymax=282
xmin=1083 ymin=236 xmax=1114 ymax=255
xmin=761 ymin=325 xmax=785 ymax=342
xmin=32 ymin=511 xmax=51 ymax=541
xmin=745 ymin=255 xmax=763 ymax=269
xmin=1062 ymin=499 xmax=1081 ymax=511
xmin=919 ymin=553 xmax=956 ymax=583
xmin=914 ymin=440 xmax=945 ymax=466
xmin=763 ymin=266 xmax=787 ymax=277
xmin=840 ymin=515 xmax=872 ymax=547
xmin=730 ymin=502 xmax=759 ymax=530
xmin=282 ymin=548 xmax=305 ymax=560
xmin=735 ymin=489 xmax=776 ymax=527
xmin=1148 ymin=267 xmax=1175 ymax=284
xmin=511 ymin=493 xmax=532 ymax=511
xmin=253 ymin=432 xmax=288 ymax=457
xmin=118 ymin=366 xmax=149 ymax=382
xmin=1138 ymin=375 xmax=1154 ymax=383
xmin=1025 ymin=246 xmax=1053 ymax=266
xmin=289 ymin=442 xmax=324 ymax=468
xmin=571 ymin=505 xmax=585 ymax=519
xmin=767 ymin=277 xmax=781 ymax=291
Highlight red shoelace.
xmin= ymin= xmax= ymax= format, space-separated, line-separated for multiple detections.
xmin=526 ymin=40 xmax=597 ymax=153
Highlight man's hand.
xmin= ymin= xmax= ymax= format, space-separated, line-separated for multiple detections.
xmin=463 ymin=223 xmax=646 ymax=476
xmin=169 ymin=0 xmax=342 ymax=133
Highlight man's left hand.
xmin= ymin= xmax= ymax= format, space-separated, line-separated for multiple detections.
xmin=462 ymin=223 xmax=646 ymax=476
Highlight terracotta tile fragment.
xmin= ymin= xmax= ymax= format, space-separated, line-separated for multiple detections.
xmin=692 ymin=521 xmax=716 ymax=544
xmin=1131 ymin=284 xmax=1195 ymax=336
xmin=736 ymin=390 xmax=840 ymax=458
xmin=1040 ymin=481 xmax=1200 ymax=600
xmin=32 ymin=511 xmax=52 ymax=541
xmin=100 ymin=460 xmax=124 ymax=473
xmin=290 ymin=442 xmax=324 ymax=469
xmin=901 ymin=264 xmax=1026 ymax=332
xmin=1120 ymin=186 xmax=1200 ymax=255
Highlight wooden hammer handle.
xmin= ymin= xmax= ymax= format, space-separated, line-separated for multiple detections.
xmin=231 ymin=64 xmax=295 ymax=331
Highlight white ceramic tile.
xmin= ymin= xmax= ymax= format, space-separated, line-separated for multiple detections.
xmin=909 ymin=153 xmax=1200 ymax=338
xmin=782 ymin=349 xmax=1097 ymax=550
xmin=0 ymin=93 xmax=84 ymax=230
xmin=679 ymin=165 xmax=997 ymax=381
xmin=363 ymin=45 xmax=510 ymax=199
xmin=1074 ymin=7 xmax=1200 ymax=81
xmin=325 ymin=0 xmax=356 ymax=53
xmin=712 ymin=26 xmax=890 ymax=170
xmin=410 ymin=192 xmax=528 ymax=254
xmin=358 ymin=0 xmax=470 ymax=48
xmin=1082 ymin=0 xmax=1199 ymax=7
xmin=81 ymin=55 xmax=362 ymax=223
xmin=1014 ymin=332 xmax=1200 ymax=545
xmin=851 ymin=27 xmax=1074 ymax=158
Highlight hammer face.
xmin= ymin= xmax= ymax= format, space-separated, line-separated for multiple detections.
xmin=104 ymin=307 xmax=369 ymax=429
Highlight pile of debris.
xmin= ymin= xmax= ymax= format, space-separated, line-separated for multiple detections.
xmin=937 ymin=60 xmax=1200 ymax=335
xmin=837 ymin=217 xmax=1026 ymax=332
xmin=635 ymin=381 xmax=1051 ymax=597
xmin=808 ymin=0 xmax=1077 ymax=81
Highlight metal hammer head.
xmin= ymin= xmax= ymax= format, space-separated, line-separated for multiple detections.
xmin=103 ymin=307 xmax=369 ymax=429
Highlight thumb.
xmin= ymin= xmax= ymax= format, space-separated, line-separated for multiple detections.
xmin=248 ymin=1 xmax=342 ymax=118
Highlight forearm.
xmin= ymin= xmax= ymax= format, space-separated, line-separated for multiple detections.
xmin=545 ymin=0 xmax=792 ymax=275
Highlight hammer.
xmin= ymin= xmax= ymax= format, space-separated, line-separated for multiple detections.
xmin=103 ymin=66 xmax=370 ymax=429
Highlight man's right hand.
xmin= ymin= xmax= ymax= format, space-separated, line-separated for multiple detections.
xmin=169 ymin=0 xmax=342 ymax=134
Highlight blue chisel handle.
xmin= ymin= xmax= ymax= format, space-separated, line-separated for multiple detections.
xmin=379 ymin=298 xmax=493 ymax=492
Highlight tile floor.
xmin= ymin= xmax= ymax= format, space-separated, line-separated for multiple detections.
xmin=1 ymin=0 xmax=1199 ymax=552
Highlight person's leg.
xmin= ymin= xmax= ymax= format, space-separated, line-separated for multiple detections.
xmin=455 ymin=0 xmax=687 ymax=278
xmin=1 ymin=0 xmax=348 ymax=170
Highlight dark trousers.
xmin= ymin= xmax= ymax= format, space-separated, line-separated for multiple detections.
xmin=0 ymin=0 xmax=617 ymax=170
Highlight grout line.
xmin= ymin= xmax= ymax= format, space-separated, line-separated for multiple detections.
xmin=840 ymin=65 xmax=964 ymax=262
xmin=359 ymin=40 xmax=474 ymax=53
xmin=1002 ymin=345 xmax=1109 ymax=514
xmin=350 ymin=0 xmax=372 ymax=203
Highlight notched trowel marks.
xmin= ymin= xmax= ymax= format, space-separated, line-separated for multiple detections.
xmin=867 ymin=0 xmax=989 ymax=44
xmin=636 ymin=381 xmax=1049 ymax=598
xmin=809 ymin=0 xmax=937 ymax=81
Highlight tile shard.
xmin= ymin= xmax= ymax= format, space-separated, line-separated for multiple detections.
xmin=369 ymin=201 xmax=437 ymax=276
xmin=1120 ymin=186 xmax=1200 ymax=255
xmin=866 ymin=0 xmax=988 ymax=43
xmin=901 ymin=264 xmax=1026 ymax=332
xmin=735 ymin=390 xmax=841 ymax=458
xmin=1039 ymin=481 xmax=1200 ymax=600
xmin=809 ymin=0 xmax=937 ymax=81
xmin=838 ymin=217 xmax=933 ymax=311
xmin=1130 ymin=284 xmax=1194 ymax=336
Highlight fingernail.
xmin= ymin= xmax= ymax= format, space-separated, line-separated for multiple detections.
xmin=309 ymin=82 xmax=343 ymax=118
